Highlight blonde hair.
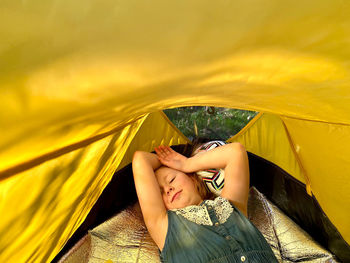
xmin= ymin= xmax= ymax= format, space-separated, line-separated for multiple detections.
xmin=187 ymin=172 xmax=216 ymax=201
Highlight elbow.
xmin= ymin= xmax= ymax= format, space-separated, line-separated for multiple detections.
xmin=132 ymin=151 xmax=146 ymax=177
xmin=133 ymin=150 xmax=142 ymax=160
xmin=230 ymin=142 xmax=246 ymax=153
xmin=229 ymin=143 xmax=249 ymax=164
xmin=132 ymin=151 xmax=146 ymax=167
xmin=133 ymin=150 xmax=147 ymax=161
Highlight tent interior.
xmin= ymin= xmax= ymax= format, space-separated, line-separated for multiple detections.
xmin=1 ymin=0 xmax=350 ymax=262
xmin=49 ymin=110 xmax=349 ymax=263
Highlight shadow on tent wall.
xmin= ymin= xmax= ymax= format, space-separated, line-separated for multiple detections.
xmin=52 ymin=149 xmax=350 ymax=263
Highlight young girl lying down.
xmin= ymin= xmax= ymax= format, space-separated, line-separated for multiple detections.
xmin=132 ymin=142 xmax=278 ymax=263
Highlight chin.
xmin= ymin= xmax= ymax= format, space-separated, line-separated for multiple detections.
xmin=167 ymin=202 xmax=184 ymax=210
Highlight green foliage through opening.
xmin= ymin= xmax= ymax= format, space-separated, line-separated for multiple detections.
xmin=163 ymin=107 xmax=258 ymax=141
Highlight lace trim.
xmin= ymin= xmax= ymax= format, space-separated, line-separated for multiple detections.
xmin=172 ymin=197 xmax=233 ymax=226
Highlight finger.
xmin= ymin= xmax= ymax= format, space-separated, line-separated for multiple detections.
xmin=155 ymin=146 xmax=169 ymax=160
xmin=155 ymin=146 xmax=161 ymax=155
xmin=155 ymin=146 xmax=165 ymax=158
xmin=163 ymin=146 xmax=173 ymax=155
xmin=167 ymin=146 xmax=177 ymax=155
xmin=156 ymin=155 xmax=166 ymax=164
xmin=160 ymin=145 xmax=168 ymax=154
xmin=157 ymin=155 xmax=170 ymax=165
xmin=159 ymin=145 xmax=169 ymax=156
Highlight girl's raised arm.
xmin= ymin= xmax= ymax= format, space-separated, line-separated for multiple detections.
xmin=156 ymin=143 xmax=250 ymax=216
xmin=132 ymin=151 xmax=168 ymax=249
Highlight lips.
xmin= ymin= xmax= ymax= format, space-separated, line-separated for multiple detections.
xmin=171 ymin=190 xmax=182 ymax=202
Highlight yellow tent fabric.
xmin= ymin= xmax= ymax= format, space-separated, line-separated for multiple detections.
xmin=228 ymin=113 xmax=305 ymax=184
xmin=228 ymin=113 xmax=350 ymax=252
xmin=0 ymin=112 xmax=187 ymax=262
xmin=1 ymin=0 xmax=350 ymax=262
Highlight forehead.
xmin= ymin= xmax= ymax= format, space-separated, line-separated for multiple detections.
xmin=155 ymin=166 xmax=175 ymax=177
xmin=155 ymin=167 xmax=177 ymax=182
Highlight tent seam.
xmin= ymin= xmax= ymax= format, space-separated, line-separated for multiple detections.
xmin=114 ymin=114 xmax=151 ymax=171
xmin=159 ymin=111 xmax=191 ymax=143
xmin=226 ymin=112 xmax=263 ymax=142
xmin=280 ymin=119 xmax=312 ymax=196
xmin=0 ymin=115 xmax=147 ymax=181
xmin=280 ymin=115 xmax=350 ymax=126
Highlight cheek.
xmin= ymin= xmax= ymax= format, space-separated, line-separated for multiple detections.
xmin=162 ymin=194 xmax=170 ymax=208
xmin=178 ymin=175 xmax=190 ymax=186
xmin=187 ymin=177 xmax=197 ymax=190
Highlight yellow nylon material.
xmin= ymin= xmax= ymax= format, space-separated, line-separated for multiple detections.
xmin=118 ymin=112 xmax=189 ymax=170
xmin=0 ymin=127 xmax=133 ymax=263
xmin=2 ymin=0 xmax=350 ymax=261
xmin=282 ymin=117 xmax=350 ymax=247
xmin=2 ymin=0 xmax=350 ymax=126
xmin=0 ymin=119 xmax=145 ymax=263
xmin=0 ymin=112 xmax=187 ymax=263
xmin=0 ymin=102 xmax=146 ymax=174
xmin=228 ymin=113 xmax=305 ymax=184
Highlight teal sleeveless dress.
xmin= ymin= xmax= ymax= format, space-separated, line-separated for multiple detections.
xmin=160 ymin=197 xmax=278 ymax=263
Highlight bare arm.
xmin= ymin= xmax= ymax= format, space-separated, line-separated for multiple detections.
xmin=132 ymin=151 xmax=168 ymax=249
xmin=156 ymin=143 xmax=250 ymax=216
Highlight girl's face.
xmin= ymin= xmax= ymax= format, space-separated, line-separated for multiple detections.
xmin=155 ymin=167 xmax=202 ymax=210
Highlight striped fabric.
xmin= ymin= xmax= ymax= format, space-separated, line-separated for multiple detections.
xmin=194 ymin=141 xmax=226 ymax=196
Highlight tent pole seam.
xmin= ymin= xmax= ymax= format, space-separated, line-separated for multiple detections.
xmin=280 ymin=119 xmax=312 ymax=196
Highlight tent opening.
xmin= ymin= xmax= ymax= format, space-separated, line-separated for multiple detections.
xmin=163 ymin=107 xmax=258 ymax=141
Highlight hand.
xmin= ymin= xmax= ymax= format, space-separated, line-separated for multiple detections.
xmin=155 ymin=145 xmax=189 ymax=172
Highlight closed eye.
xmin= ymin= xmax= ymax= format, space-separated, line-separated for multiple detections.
xmin=170 ymin=177 xmax=175 ymax=183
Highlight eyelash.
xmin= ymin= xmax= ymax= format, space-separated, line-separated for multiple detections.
xmin=160 ymin=177 xmax=176 ymax=193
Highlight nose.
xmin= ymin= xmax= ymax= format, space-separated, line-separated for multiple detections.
xmin=165 ymin=185 xmax=174 ymax=195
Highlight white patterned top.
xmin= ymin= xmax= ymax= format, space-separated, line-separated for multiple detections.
xmin=171 ymin=196 xmax=233 ymax=226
